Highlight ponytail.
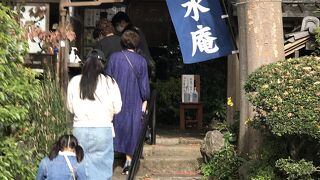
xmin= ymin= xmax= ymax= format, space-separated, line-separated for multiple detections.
xmin=48 ymin=141 xmax=60 ymax=160
xmin=48 ymin=134 xmax=84 ymax=162
xmin=75 ymin=145 xmax=84 ymax=162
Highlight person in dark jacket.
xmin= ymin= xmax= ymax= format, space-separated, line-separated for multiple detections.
xmin=94 ymin=18 xmax=122 ymax=66
xmin=111 ymin=11 xmax=155 ymax=77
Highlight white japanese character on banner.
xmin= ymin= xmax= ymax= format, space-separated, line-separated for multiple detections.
xmin=181 ymin=0 xmax=210 ymax=21
xmin=190 ymin=25 xmax=219 ymax=56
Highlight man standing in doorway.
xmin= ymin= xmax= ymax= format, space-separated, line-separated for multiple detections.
xmin=111 ymin=11 xmax=155 ymax=78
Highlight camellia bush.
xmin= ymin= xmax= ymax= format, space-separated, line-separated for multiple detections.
xmin=0 ymin=4 xmax=70 ymax=179
xmin=245 ymin=56 xmax=320 ymax=138
xmin=244 ymin=56 xmax=320 ymax=178
xmin=275 ymin=158 xmax=317 ymax=179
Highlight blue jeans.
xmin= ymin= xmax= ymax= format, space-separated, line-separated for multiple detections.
xmin=73 ymin=127 xmax=114 ymax=180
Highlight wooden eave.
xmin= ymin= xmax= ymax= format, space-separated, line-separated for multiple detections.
xmin=60 ymin=0 xmax=124 ymax=8
xmin=282 ymin=3 xmax=320 ymax=17
xmin=229 ymin=0 xmax=320 ymax=18
xmin=11 ymin=0 xmax=60 ymax=3
xmin=11 ymin=0 xmax=130 ymax=5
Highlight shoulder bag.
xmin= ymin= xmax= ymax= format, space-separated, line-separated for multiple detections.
xmin=63 ymin=155 xmax=76 ymax=180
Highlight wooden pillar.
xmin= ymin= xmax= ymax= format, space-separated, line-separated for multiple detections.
xmin=59 ymin=1 xmax=69 ymax=95
xmin=237 ymin=0 xmax=285 ymax=155
xmin=226 ymin=37 xmax=240 ymax=126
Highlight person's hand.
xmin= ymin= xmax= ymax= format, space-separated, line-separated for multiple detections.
xmin=142 ymin=101 xmax=147 ymax=113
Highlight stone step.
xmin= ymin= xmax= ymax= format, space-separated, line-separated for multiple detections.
xmin=113 ymin=168 xmax=202 ymax=180
xmin=135 ymin=173 xmax=202 ymax=180
xmin=113 ymin=155 xmax=202 ymax=179
xmin=112 ymin=127 xmax=206 ymax=180
xmin=143 ymin=144 xmax=201 ymax=157
xmin=112 ymin=171 xmax=127 ymax=180
xmin=112 ymin=173 xmax=202 ymax=180
xmin=155 ymin=136 xmax=203 ymax=145
xmin=138 ymin=156 xmax=202 ymax=174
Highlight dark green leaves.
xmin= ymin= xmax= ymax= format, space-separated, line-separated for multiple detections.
xmin=245 ymin=56 xmax=320 ymax=138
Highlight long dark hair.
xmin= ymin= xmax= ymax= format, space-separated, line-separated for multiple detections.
xmin=48 ymin=134 xmax=84 ymax=162
xmin=80 ymin=50 xmax=104 ymax=100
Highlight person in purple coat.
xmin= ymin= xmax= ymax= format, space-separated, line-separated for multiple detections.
xmin=105 ymin=26 xmax=150 ymax=175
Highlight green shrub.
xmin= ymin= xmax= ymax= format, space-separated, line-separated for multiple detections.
xmin=249 ymin=165 xmax=275 ymax=180
xmin=244 ymin=56 xmax=320 ymax=138
xmin=0 ymin=4 xmax=70 ymax=179
xmin=201 ymin=141 xmax=241 ymax=179
xmin=192 ymin=60 xmax=228 ymax=123
xmin=244 ymin=136 xmax=288 ymax=180
xmin=28 ymin=73 xmax=71 ymax=157
xmin=244 ymin=56 xmax=320 ymax=179
xmin=275 ymin=158 xmax=316 ymax=180
xmin=0 ymin=4 xmax=40 ymax=179
xmin=152 ymin=77 xmax=181 ymax=124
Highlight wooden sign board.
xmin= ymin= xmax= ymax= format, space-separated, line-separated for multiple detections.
xmin=181 ymin=74 xmax=200 ymax=103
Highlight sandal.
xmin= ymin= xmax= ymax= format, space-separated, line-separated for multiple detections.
xmin=121 ymin=165 xmax=130 ymax=175
xmin=121 ymin=160 xmax=131 ymax=175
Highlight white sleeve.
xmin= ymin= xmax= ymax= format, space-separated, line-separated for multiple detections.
xmin=67 ymin=79 xmax=74 ymax=114
xmin=110 ymin=78 xmax=122 ymax=114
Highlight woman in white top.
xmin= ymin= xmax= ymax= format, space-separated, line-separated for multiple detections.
xmin=67 ymin=49 xmax=122 ymax=180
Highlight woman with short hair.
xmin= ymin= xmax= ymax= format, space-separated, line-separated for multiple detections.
xmin=106 ymin=26 xmax=150 ymax=175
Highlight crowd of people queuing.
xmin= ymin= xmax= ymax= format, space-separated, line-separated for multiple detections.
xmin=36 ymin=11 xmax=151 ymax=179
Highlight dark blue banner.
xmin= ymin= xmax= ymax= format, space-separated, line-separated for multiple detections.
xmin=166 ymin=0 xmax=235 ymax=64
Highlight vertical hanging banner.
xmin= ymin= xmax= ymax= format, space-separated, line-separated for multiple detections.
xmin=166 ymin=0 xmax=235 ymax=64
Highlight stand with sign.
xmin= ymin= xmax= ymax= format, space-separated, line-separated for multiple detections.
xmin=179 ymin=75 xmax=203 ymax=130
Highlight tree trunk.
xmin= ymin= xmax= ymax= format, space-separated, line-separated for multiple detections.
xmin=237 ymin=0 xmax=285 ymax=155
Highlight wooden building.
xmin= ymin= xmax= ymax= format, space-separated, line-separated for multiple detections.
xmin=11 ymin=0 xmax=320 ymax=96
xmin=11 ymin=0 xmax=320 ymax=62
